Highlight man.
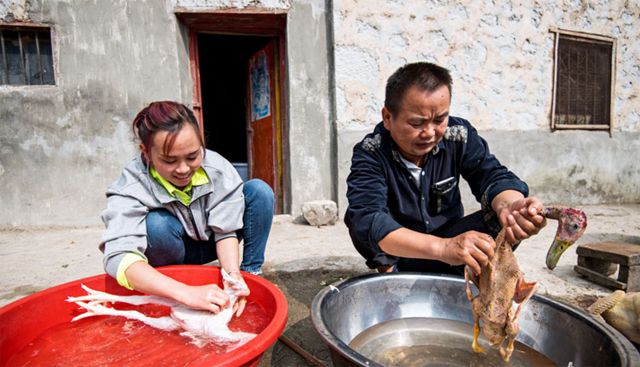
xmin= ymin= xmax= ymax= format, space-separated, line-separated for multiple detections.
xmin=345 ymin=62 xmax=547 ymax=276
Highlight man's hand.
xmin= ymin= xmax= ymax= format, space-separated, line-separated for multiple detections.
xmin=498 ymin=196 xmax=547 ymax=245
xmin=440 ymin=231 xmax=496 ymax=276
xmin=379 ymin=228 xmax=495 ymax=274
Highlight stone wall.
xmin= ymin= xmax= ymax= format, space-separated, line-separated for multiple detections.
xmin=1 ymin=0 xmax=638 ymax=227
xmin=333 ymin=0 xmax=640 ymax=212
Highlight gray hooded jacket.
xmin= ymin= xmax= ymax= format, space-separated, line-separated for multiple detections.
xmin=99 ymin=149 xmax=244 ymax=278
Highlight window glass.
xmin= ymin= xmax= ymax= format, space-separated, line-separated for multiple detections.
xmin=22 ymin=31 xmax=40 ymax=85
xmin=0 ymin=27 xmax=55 ymax=86
xmin=38 ymin=30 xmax=54 ymax=85
xmin=3 ymin=30 xmax=23 ymax=85
xmin=554 ymin=34 xmax=612 ymax=128
xmin=0 ymin=36 xmax=5 ymax=85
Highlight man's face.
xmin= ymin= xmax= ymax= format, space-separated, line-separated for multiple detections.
xmin=141 ymin=123 xmax=203 ymax=190
xmin=382 ymin=85 xmax=450 ymax=167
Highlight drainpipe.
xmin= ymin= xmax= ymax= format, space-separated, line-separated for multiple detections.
xmin=326 ymin=0 xmax=340 ymax=216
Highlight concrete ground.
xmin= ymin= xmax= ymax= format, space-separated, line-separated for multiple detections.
xmin=1 ymin=204 xmax=639 ymax=366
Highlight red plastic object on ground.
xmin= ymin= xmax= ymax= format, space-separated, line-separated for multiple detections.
xmin=0 ymin=265 xmax=288 ymax=367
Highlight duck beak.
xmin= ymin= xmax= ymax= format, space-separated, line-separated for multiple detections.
xmin=546 ymin=236 xmax=573 ymax=270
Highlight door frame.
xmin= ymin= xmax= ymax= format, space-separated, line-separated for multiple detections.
xmin=176 ymin=9 xmax=288 ymax=214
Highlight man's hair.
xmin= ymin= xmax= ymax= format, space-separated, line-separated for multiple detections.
xmin=384 ymin=62 xmax=453 ymax=117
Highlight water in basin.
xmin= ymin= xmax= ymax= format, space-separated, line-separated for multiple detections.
xmin=349 ymin=318 xmax=557 ymax=367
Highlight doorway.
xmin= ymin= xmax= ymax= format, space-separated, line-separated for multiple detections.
xmin=177 ymin=11 xmax=288 ymax=214
xmin=198 ymin=34 xmax=272 ymax=176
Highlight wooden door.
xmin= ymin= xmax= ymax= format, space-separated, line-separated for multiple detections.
xmin=246 ymin=41 xmax=278 ymax=197
xmin=188 ymin=30 xmax=204 ymax=135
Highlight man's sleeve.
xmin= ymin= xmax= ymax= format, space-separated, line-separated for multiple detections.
xmin=345 ymin=145 xmax=402 ymax=268
xmin=460 ymin=124 xmax=529 ymax=230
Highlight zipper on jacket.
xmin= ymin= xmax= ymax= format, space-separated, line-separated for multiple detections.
xmin=187 ymin=206 xmax=203 ymax=241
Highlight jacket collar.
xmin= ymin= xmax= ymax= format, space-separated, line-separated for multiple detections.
xmin=139 ymin=155 xmax=214 ymax=205
xmin=375 ymin=122 xmax=444 ymax=166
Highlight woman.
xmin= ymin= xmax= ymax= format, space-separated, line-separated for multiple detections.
xmin=100 ymin=101 xmax=274 ymax=316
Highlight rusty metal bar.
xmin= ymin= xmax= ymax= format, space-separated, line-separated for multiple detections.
xmin=566 ymin=44 xmax=570 ymax=120
xmin=0 ymin=30 xmax=8 ymax=85
xmin=35 ymin=31 xmax=43 ymax=85
xmin=17 ymin=30 xmax=25 ymax=84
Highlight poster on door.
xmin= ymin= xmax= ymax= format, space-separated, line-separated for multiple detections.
xmin=250 ymin=51 xmax=271 ymax=122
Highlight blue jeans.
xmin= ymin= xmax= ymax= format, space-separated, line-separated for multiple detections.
xmin=144 ymin=179 xmax=274 ymax=275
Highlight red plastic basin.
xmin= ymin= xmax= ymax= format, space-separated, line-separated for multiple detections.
xmin=0 ymin=265 xmax=287 ymax=367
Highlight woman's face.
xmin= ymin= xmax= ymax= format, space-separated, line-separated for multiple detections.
xmin=141 ymin=123 xmax=203 ymax=190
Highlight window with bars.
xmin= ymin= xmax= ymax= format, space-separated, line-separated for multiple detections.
xmin=0 ymin=26 xmax=55 ymax=86
xmin=552 ymin=30 xmax=615 ymax=134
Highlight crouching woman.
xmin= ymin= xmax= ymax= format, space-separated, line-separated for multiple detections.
xmin=100 ymin=101 xmax=274 ymax=316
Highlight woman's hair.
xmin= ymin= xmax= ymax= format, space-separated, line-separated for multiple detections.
xmin=132 ymin=101 xmax=205 ymax=158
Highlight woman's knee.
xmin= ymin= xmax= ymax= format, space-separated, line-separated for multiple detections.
xmin=146 ymin=210 xmax=184 ymax=237
xmin=244 ymin=179 xmax=275 ymax=207
xmin=145 ymin=210 xmax=186 ymax=266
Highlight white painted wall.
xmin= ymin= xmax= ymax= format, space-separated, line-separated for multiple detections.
xmin=1 ymin=0 xmax=637 ymax=227
xmin=333 ymin=0 xmax=640 ymax=213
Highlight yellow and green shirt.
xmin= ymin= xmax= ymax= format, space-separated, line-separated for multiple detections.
xmin=116 ymin=167 xmax=210 ymax=289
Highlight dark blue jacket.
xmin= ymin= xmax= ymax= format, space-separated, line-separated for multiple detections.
xmin=345 ymin=117 xmax=529 ymax=269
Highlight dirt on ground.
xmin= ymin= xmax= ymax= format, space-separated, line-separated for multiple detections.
xmin=1 ymin=204 xmax=639 ymax=366
xmin=259 ymin=268 xmax=374 ymax=367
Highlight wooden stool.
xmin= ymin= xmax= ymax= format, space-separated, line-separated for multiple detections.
xmin=574 ymin=242 xmax=640 ymax=292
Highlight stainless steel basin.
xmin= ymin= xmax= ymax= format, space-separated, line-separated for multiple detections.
xmin=310 ymin=273 xmax=640 ymax=367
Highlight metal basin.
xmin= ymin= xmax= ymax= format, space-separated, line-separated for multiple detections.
xmin=311 ymin=273 xmax=640 ymax=367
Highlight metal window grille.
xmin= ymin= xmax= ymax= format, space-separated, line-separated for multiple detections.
xmin=551 ymin=29 xmax=615 ymax=135
xmin=0 ymin=26 xmax=54 ymax=86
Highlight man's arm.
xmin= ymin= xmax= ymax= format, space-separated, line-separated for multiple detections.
xmin=345 ymin=142 xmax=402 ymax=270
xmin=378 ymin=228 xmax=495 ymax=275
xmin=455 ymin=120 xmax=543 ymax=243
xmin=377 ymin=190 xmax=547 ymax=274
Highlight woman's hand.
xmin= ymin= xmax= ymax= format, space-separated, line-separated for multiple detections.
xmin=177 ymin=284 xmax=232 ymax=314
xmin=125 ymin=262 xmax=236 ymax=314
xmin=215 ymin=236 xmax=250 ymax=316
xmin=224 ymin=271 xmax=250 ymax=317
